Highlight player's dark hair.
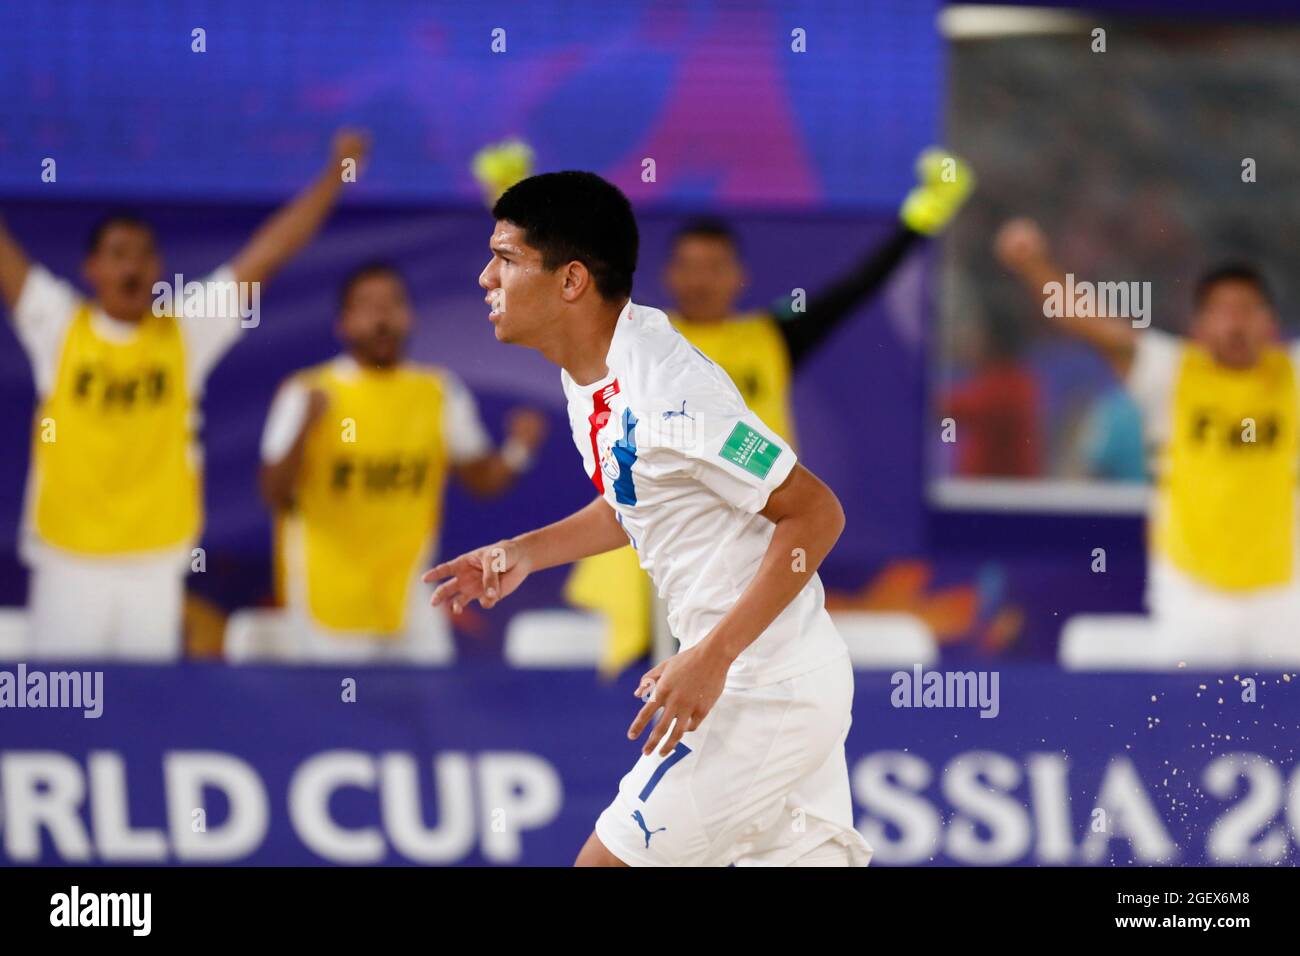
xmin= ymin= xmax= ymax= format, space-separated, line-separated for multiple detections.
xmin=671 ymin=216 xmax=741 ymax=254
xmin=339 ymin=261 xmax=407 ymax=309
xmin=85 ymin=211 xmax=155 ymax=255
xmin=1194 ymin=262 xmax=1274 ymax=310
xmin=492 ymin=171 xmax=638 ymax=302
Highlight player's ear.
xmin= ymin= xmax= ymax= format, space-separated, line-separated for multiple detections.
xmin=559 ymin=260 xmax=591 ymax=302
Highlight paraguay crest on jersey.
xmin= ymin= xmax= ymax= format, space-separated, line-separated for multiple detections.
xmin=587 ymin=379 xmax=639 ymax=506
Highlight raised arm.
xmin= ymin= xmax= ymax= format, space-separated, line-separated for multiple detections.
xmin=0 ymin=214 xmax=32 ymax=311
xmin=995 ymin=217 xmax=1137 ymax=378
xmin=453 ymin=407 xmax=549 ymax=497
xmin=770 ymin=227 xmax=920 ymax=366
xmin=770 ymin=148 xmax=974 ymax=367
xmin=422 ymin=496 xmax=629 ymax=614
xmin=230 ymin=129 xmax=371 ymax=287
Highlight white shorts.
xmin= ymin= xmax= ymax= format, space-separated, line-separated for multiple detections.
xmin=26 ymin=552 xmax=184 ymax=662
xmin=1147 ymin=558 xmax=1300 ymax=667
xmin=595 ymin=652 xmax=872 ymax=867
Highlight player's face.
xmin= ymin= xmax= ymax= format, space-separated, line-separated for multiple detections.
xmin=83 ymin=224 xmax=162 ymax=321
xmin=665 ymin=235 xmax=745 ymax=322
xmin=1192 ymin=280 xmax=1276 ymax=370
xmin=478 ymin=221 xmax=562 ymax=347
xmin=339 ymin=273 xmax=412 ymax=367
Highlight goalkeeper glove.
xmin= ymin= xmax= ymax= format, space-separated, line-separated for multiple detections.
xmin=899 ymin=147 xmax=975 ymax=236
xmin=471 ymin=139 xmax=535 ymax=207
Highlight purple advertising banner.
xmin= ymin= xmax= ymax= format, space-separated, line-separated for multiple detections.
xmin=1 ymin=663 xmax=1296 ymax=866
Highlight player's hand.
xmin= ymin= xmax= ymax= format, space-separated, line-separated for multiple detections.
xmin=994 ymin=217 xmax=1049 ymax=274
xmin=471 ymin=138 xmax=535 ymax=206
xmin=506 ymin=407 xmax=549 ymax=451
xmin=422 ymin=538 xmax=532 ymax=613
xmin=899 ymin=147 xmax=975 ymax=236
xmin=330 ymin=128 xmax=372 ymax=175
xmin=627 ymin=643 xmax=730 ymax=757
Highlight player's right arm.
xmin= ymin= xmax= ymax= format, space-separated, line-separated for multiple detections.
xmin=422 ymin=496 xmax=628 ymax=613
xmin=258 ymin=382 xmax=329 ymax=511
xmin=229 ymin=129 xmax=370 ymax=288
xmin=0 ymin=215 xmax=80 ymax=393
xmin=0 ymin=214 xmax=32 ymax=311
xmin=769 ymin=148 xmax=974 ymax=367
xmin=995 ymin=217 xmax=1138 ymax=377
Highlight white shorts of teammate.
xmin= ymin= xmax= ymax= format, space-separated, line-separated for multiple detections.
xmin=1147 ymin=558 xmax=1300 ymax=667
xmin=595 ymin=651 xmax=873 ymax=867
xmin=25 ymin=552 xmax=184 ymax=662
xmin=288 ymin=576 xmax=454 ymax=665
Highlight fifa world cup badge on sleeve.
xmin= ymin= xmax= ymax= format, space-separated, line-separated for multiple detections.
xmin=719 ymin=424 xmax=781 ymax=479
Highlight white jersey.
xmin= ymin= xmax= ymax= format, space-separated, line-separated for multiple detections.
xmin=561 ymin=300 xmax=846 ymax=688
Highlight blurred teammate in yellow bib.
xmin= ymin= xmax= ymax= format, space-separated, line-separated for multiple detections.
xmin=259 ymin=262 xmax=547 ymax=662
xmin=0 ymin=130 xmax=370 ymax=661
xmin=998 ymin=218 xmax=1300 ymax=665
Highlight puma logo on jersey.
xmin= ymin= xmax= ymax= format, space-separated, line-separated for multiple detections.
xmin=631 ymin=810 xmax=667 ymax=848
xmin=662 ymin=400 xmax=694 ymax=421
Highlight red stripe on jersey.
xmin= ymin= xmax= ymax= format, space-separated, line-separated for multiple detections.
xmin=587 ymin=378 xmax=620 ymax=493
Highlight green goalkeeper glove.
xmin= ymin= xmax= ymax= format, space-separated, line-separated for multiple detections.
xmin=899 ymin=147 xmax=975 ymax=236
xmin=471 ymin=139 xmax=536 ymax=207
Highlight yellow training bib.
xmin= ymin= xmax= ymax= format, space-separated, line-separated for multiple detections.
xmin=290 ymin=362 xmax=450 ymax=635
xmin=31 ymin=306 xmax=199 ymax=555
xmin=1153 ymin=344 xmax=1298 ymax=591
xmin=670 ymin=312 xmax=795 ymax=445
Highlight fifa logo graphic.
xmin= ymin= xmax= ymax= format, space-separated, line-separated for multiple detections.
xmin=631 ymin=810 xmax=666 ymax=848
xmin=330 ymin=454 xmax=431 ymax=494
xmin=73 ymin=365 xmax=169 ymax=409
xmin=1190 ymin=409 xmax=1281 ymax=448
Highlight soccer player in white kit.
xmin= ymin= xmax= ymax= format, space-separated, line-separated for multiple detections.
xmin=423 ymin=172 xmax=872 ymax=867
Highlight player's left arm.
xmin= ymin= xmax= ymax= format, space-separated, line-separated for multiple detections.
xmin=718 ymin=463 xmax=844 ymax=657
xmin=453 ymin=407 xmax=549 ymax=496
xmin=627 ymin=463 xmax=844 ymax=756
xmin=770 ymin=148 xmax=974 ymax=367
xmin=229 ymin=128 xmax=370 ymax=287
